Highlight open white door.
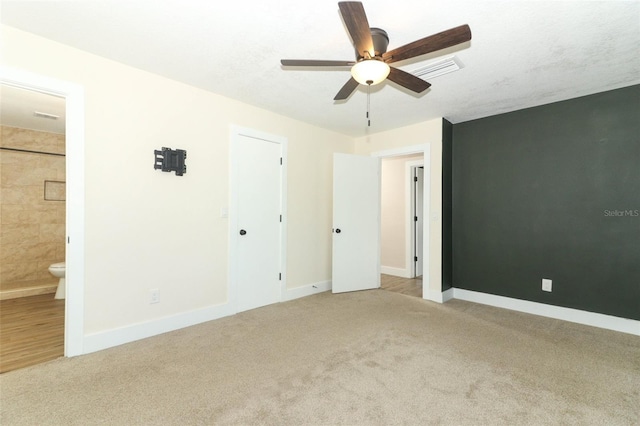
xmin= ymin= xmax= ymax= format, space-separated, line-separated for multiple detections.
xmin=332 ymin=153 xmax=381 ymax=293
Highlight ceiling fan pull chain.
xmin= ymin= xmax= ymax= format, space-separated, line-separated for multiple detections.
xmin=367 ymin=83 xmax=371 ymax=127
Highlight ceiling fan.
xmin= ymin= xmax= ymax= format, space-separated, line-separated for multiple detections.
xmin=281 ymin=1 xmax=472 ymax=101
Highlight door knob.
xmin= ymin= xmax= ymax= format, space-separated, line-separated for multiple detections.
xmin=335 ymin=228 xmax=341 ymax=234
xmin=239 ymin=229 xmax=247 ymax=235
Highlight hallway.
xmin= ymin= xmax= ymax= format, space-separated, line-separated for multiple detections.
xmin=380 ymin=274 xmax=422 ymax=298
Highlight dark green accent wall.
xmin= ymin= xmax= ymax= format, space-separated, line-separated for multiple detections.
xmin=451 ymin=85 xmax=640 ymax=320
xmin=442 ymin=119 xmax=453 ymax=291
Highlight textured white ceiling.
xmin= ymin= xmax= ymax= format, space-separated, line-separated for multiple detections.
xmin=1 ymin=0 xmax=639 ymax=137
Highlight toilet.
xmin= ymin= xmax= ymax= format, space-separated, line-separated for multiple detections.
xmin=49 ymin=262 xmax=66 ymax=299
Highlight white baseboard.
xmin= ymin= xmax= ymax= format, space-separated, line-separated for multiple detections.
xmin=84 ymin=284 xmax=636 ymax=356
xmin=283 ymin=280 xmax=331 ymax=301
xmin=441 ymin=288 xmax=454 ymax=302
xmin=82 ymin=302 xmax=236 ymax=355
xmin=380 ymin=266 xmax=412 ymax=278
xmin=452 ymin=288 xmax=640 ymax=336
xmin=82 ymin=281 xmax=333 ymax=355
xmin=425 ymin=288 xmax=453 ymax=304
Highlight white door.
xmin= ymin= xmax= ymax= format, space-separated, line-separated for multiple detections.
xmin=415 ymin=167 xmax=424 ymax=277
xmin=332 ymin=153 xmax=381 ymax=293
xmin=234 ymin=133 xmax=282 ymax=312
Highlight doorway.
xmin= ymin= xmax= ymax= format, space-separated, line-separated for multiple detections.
xmin=380 ymin=155 xmax=425 ymax=279
xmin=0 ymin=85 xmax=67 ymax=372
xmin=376 ymin=146 xmax=431 ymax=299
xmin=379 ymin=155 xmax=424 ymax=298
xmin=1 ymin=67 xmax=86 ymax=358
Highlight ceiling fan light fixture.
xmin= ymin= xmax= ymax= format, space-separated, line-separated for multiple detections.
xmin=351 ymin=59 xmax=390 ymax=86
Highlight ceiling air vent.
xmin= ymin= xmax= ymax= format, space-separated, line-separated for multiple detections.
xmin=411 ymin=56 xmax=463 ymax=80
xmin=33 ymin=111 xmax=59 ymax=120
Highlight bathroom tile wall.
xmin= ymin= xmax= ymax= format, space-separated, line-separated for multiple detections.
xmin=0 ymin=126 xmax=65 ymax=286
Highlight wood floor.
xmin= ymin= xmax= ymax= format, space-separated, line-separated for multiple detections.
xmin=380 ymin=274 xmax=422 ymax=298
xmin=0 ymin=294 xmax=65 ymax=374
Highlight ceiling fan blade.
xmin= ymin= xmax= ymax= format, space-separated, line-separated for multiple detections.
xmin=382 ymin=24 xmax=472 ymax=63
xmin=387 ymin=67 xmax=431 ymax=93
xmin=334 ymin=77 xmax=360 ymax=101
xmin=281 ymin=59 xmax=355 ymax=67
xmin=338 ymin=2 xmax=374 ymax=58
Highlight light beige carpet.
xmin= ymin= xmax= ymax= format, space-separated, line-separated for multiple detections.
xmin=1 ymin=290 xmax=638 ymax=425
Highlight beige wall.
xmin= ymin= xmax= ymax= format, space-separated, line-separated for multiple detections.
xmin=354 ymin=119 xmax=444 ymax=298
xmin=1 ymin=26 xmax=353 ymax=335
xmin=0 ymin=126 xmax=66 ymax=286
xmin=381 ymin=154 xmax=423 ymax=272
xmin=354 ymin=120 xmax=442 ymax=155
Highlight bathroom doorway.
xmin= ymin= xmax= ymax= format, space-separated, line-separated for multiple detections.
xmin=0 ymin=84 xmax=67 ymax=372
xmin=1 ymin=68 xmax=86 ymax=361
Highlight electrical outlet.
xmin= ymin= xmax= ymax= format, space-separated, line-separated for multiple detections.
xmin=150 ymin=289 xmax=160 ymax=304
xmin=542 ymin=279 xmax=552 ymax=292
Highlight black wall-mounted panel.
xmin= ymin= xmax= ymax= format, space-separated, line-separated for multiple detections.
xmin=154 ymin=147 xmax=187 ymax=176
xmin=451 ymin=85 xmax=640 ymax=320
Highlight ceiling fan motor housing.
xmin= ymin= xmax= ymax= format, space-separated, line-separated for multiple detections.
xmin=359 ymin=27 xmax=389 ymax=58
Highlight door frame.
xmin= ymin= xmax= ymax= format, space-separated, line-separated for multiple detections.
xmin=372 ymin=145 xmax=432 ymax=301
xmin=229 ymin=125 xmax=287 ymax=312
xmin=1 ymin=66 xmax=86 ymax=357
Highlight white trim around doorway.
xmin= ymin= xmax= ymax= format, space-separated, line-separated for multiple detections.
xmin=371 ymin=145 xmax=435 ymax=302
